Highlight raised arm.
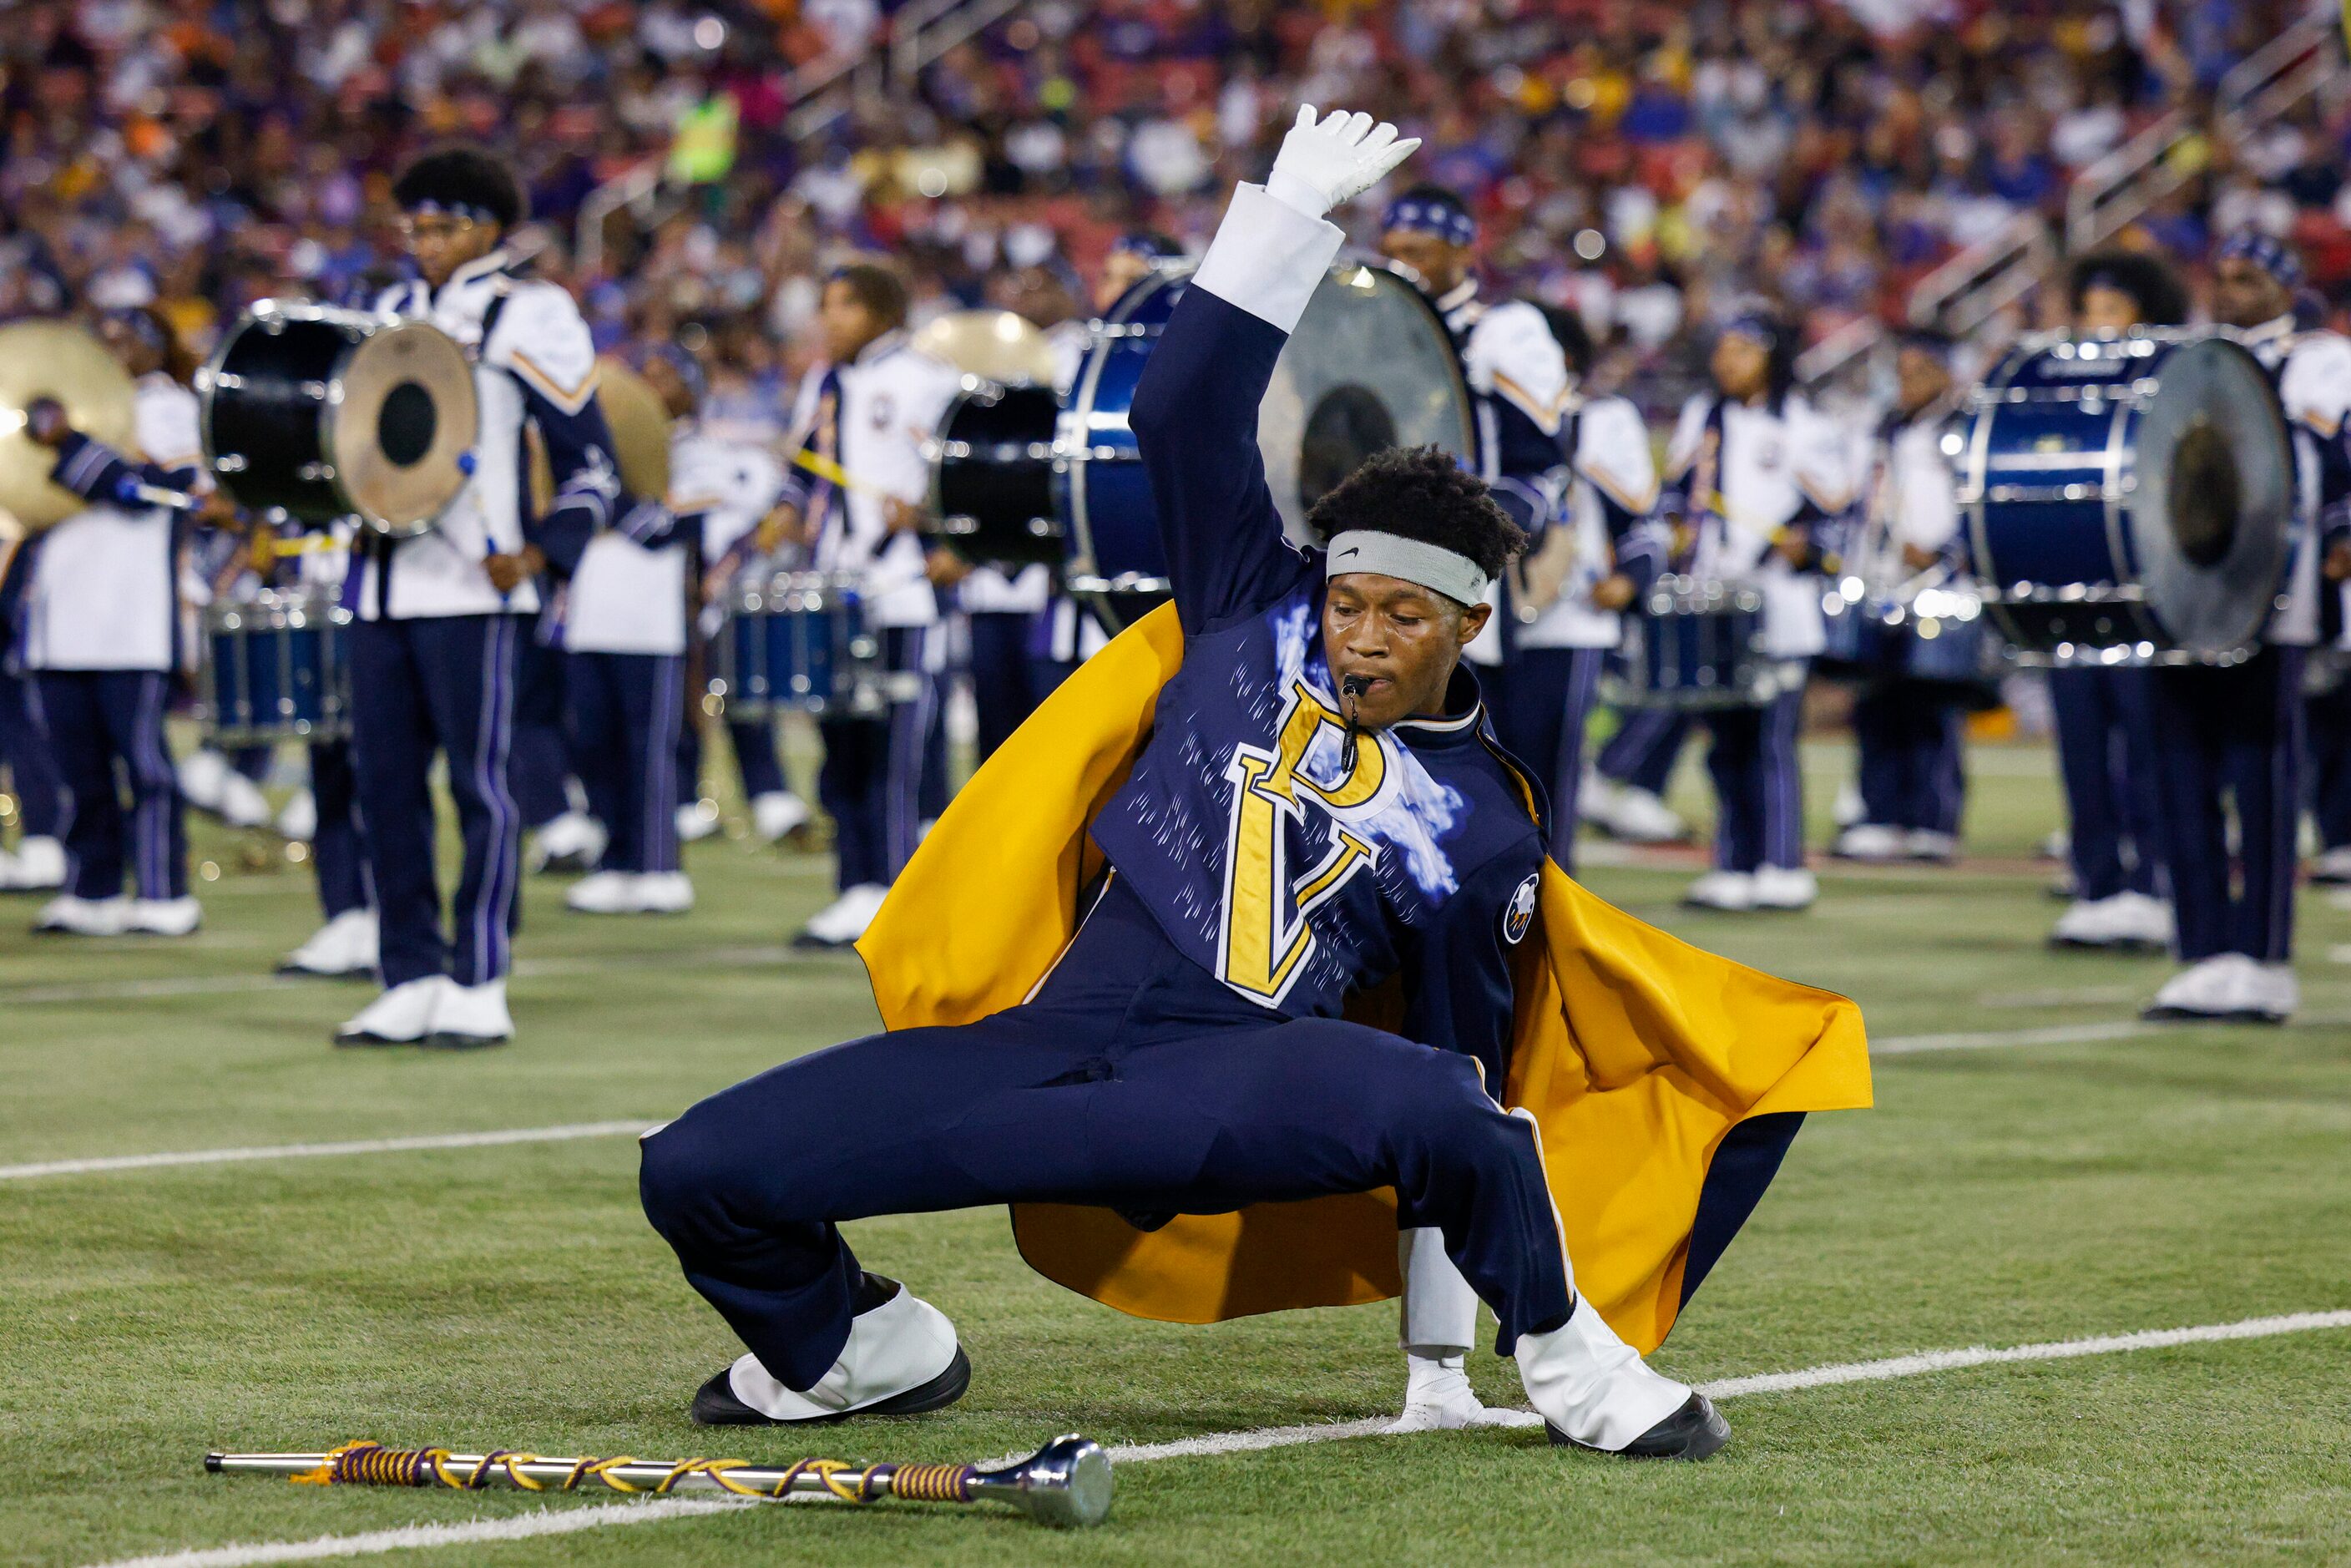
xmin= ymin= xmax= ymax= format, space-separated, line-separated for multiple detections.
xmin=1130 ymin=108 xmax=1417 ymax=633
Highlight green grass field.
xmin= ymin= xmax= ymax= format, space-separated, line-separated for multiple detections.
xmin=4 ymin=735 xmax=2348 ymax=1567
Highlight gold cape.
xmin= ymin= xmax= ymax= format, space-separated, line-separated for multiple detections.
xmin=857 ymin=604 xmax=1871 ymax=1352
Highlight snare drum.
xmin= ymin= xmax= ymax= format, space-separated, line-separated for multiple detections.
xmin=1820 ymin=582 xmax=1997 ymax=695
xmin=198 ymin=588 xmax=353 ymax=745
xmin=199 ymin=302 xmax=478 ymax=535
xmin=927 ymin=382 xmax=1064 ymax=569
xmin=1609 ymin=577 xmax=1773 ymax=710
xmin=710 ymin=572 xmax=882 ymax=718
xmin=1959 ymin=330 xmax=2293 ymax=665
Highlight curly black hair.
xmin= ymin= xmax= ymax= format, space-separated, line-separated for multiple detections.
xmin=1305 ymin=444 xmax=1526 ymax=589
xmin=392 ymin=146 xmax=527 ymax=232
xmin=2069 ymin=249 xmax=2189 ymax=328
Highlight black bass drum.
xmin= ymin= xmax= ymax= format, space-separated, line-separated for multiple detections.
xmin=199 ymin=302 xmax=478 ymax=536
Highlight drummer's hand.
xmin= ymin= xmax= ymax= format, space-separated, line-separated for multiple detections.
xmin=755 ymin=503 xmax=801 ymax=554
xmin=2328 ymin=541 xmax=2351 ymax=583
xmin=23 ymin=397 xmax=71 ymax=448
xmin=483 ymin=545 xmax=546 ymax=594
xmin=925 ymin=546 xmax=972 ymax=587
xmin=1590 ymin=573 xmax=1636 ymax=611
xmin=882 ymin=495 xmax=926 ymax=535
xmin=1773 ymin=527 xmax=1810 ymax=568
xmin=1901 ymin=543 xmax=1939 ymax=573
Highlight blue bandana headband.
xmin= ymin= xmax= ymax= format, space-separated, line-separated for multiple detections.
xmin=2217 ymin=229 xmax=2303 ymax=288
xmin=1380 ymin=195 xmax=1476 ymax=250
xmin=1723 ymin=311 xmax=1781 ymax=352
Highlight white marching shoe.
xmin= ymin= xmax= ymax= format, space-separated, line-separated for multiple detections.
xmin=794 ymin=882 xmax=889 ymax=948
xmin=752 ymin=790 xmax=812 ymax=843
xmin=427 ymin=978 xmax=513 ymax=1050
xmin=334 ymin=976 xmax=452 ymax=1047
xmin=1383 ymin=1353 xmax=1522 ymax=1434
xmin=2145 ymin=953 xmax=2297 ymax=1024
xmin=280 ymin=908 xmax=378 ymax=977
xmin=1905 ymin=829 xmax=1959 ymax=863
xmin=276 ymin=788 xmax=318 ymax=843
xmin=692 ymin=1277 xmax=970 ymax=1424
xmin=2050 ymin=890 xmax=2172 ymax=950
xmin=1595 ymin=785 xmax=1688 ymax=844
xmin=633 ymin=872 xmax=695 ymax=913
xmin=565 ymin=870 xmax=640 ymax=914
xmin=1750 ymin=866 xmax=1818 ymax=911
xmin=5 ymin=836 xmax=66 ymax=890
xmin=675 ymin=800 xmax=722 ymax=843
xmin=176 ymin=748 xmax=230 ymax=815
xmin=34 ymin=893 xmax=129 ymax=936
xmin=125 ymin=896 xmax=201 ymax=936
xmin=216 ymin=766 xmax=273 ymax=830
xmin=1517 ymin=1299 xmax=1727 ymax=1459
xmin=1831 ymin=822 xmax=1904 ymax=862
xmin=2308 ymin=845 xmax=2351 ymax=885
xmin=1681 ymin=870 xmax=1755 ymax=912
xmin=528 ymin=811 xmax=608 ymax=874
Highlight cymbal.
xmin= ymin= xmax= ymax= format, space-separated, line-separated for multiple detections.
xmin=0 ymin=321 xmax=138 ymax=529
xmin=594 ymin=357 xmax=672 ymax=503
xmin=913 ymin=310 xmax=1060 ymax=387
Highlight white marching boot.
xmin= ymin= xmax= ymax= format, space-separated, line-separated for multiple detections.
xmin=276 ymin=788 xmax=318 ymax=843
xmin=1830 ymin=823 xmax=1904 ymax=862
xmin=1750 ymin=866 xmax=1818 ymax=911
xmin=1517 ymin=1298 xmax=1727 ymax=1459
xmin=125 ymin=896 xmax=202 ymax=936
xmin=675 ymin=801 xmax=722 ymax=843
xmin=752 ymin=790 xmax=813 ymax=843
xmin=1383 ymin=1232 xmax=1515 ymax=1434
xmin=280 ymin=908 xmax=378 ymax=977
xmin=1681 ymin=870 xmax=1755 ymax=912
xmin=1600 ymin=786 xmax=1688 ymax=844
xmin=217 ymin=767 xmax=273 ymax=831
xmin=692 ymin=1277 xmax=970 ymax=1425
xmin=176 ymin=749 xmax=230 ymax=815
xmin=632 ymin=872 xmax=695 ymax=913
xmin=7 ymin=836 xmax=66 ymax=890
xmin=564 ymin=870 xmax=640 ymax=914
xmin=528 ymin=811 xmax=608 ymax=874
xmin=2050 ymin=890 xmax=2172 ymax=950
xmin=334 ymin=976 xmax=452 ymax=1047
xmin=794 ymin=883 xmax=889 ymax=948
xmin=427 ymin=978 xmax=513 ymax=1050
xmin=35 ymin=893 xmax=129 ymax=936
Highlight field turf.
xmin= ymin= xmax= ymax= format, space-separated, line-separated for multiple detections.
xmin=3 ymin=734 xmax=2348 ymax=1566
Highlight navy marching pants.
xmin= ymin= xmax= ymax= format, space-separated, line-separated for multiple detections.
xmin=33 ymin=670 xmax=185 ymax=900
xmin=1703 ymin=671 xmax=1807 ymax=873
xmin=348 ymin=615 xmax=523 ymax=989
xmin=675 ymin=706 xmax=790 ymax=807
xmin=569 ymin=650 xmax=685 ymax=876
xmin=0 ymin=669 xmax=65 ymax=839
xmin=1853 ymin=682 xmax=1966 ymax=834
xmin=2151 ymin=648 xmax=2303 ymax=964
xmin=1597 ymin=707 xmax=1688 ymax=797
xmin=640 ymin=877 xmax=1574 ymax=1390
xmin=510 ymin=635 xmax=573 ymax=829
xmin=967 ymin=609 xmax=1057 ymax=761
xmin=308 ymin=739 xmax=370 ymax=919
xmin=2305 ymin=670 xmax=2351 ymax=853
xmin=2049 ymin=666 xmax=2165 ymax=901
xmin=1486 ymin=648 xmax=1606 ymax=870
xmin=817 ymin=626 xmax=933 ymax=892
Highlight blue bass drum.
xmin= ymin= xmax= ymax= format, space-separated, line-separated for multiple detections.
xmin=1607 ymin=577 xmax=1774 ymax=711
xmin=199 ymin=588 xmax=353 ymax=745
xmin=710 ymin=572 xmax=887 ymax=719
xmin=1057 ymin=261 xmax=1474 ymax=633
xmin=1959 ymin=330 xmax=2293 ymax=665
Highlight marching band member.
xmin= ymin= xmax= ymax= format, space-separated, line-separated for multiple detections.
xmin=0 ymin=547 xmax=68 ymax=892
xmin=1671 ymin=311 xmax=1853 ymax=913
xmin=15 ymin=305 xmax=205 ymax=937
xmin=1584 ymin=711 xmax=1693 ymax=842
xmin=335 ymin=145 xmax=660 ymax=1049
xmin=773 ymin=262 xmax=962 ymax=949
xmin=1831 ymin=328 xmax=1969 ymax=863
xmin=2140 ymin=232 xmax=2350 ymax=1023
xmin=649 ymin=346 xmax=809 ymax=848
xmin=273 ymin=519 xmax=379 ymax=979
xmin=2044 ymin=253 xmax=2182 ymax=952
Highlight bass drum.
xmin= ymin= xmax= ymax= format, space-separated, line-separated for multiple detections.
xmin=926 ymin=381 xmax=1064 ymax=569
xmin=200 ymin=302 xmax=477 ymax=535
xmin=1058 ymin=261 xmax=1474 ymax=633
xmin=1959 ymin=329 xmax=2293 ymax=665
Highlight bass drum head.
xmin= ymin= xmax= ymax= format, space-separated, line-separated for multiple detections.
xmin=930 ymin=381 xmax=1062 ymax=568
xmin=1261 ymin=262 xmax=1475 ymax=536
xmin=2127 ymin=336 xmax=2293 ymax=656
xmin=326 ymin=317 xmax=477 ymax=534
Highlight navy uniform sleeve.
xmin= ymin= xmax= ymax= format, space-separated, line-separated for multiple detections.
xmin=1130 ymin=182 xmax=1342 ymax=634
xmin=46 ymin=430 xmax=198 ymax=509
xmin=1398 ymin=845 xmax=1541 ymax=1095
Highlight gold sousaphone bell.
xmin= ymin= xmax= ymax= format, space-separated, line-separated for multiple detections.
xmin=915 ymin=310 xmax=1060 ymax=387
xmin=0 ymin=321 xmax=140 ymax=539
xmin=524 ymin=356 xmax=672 ymax=514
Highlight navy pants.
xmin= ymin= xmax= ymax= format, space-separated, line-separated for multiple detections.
xmin=677 ymin=713 xmax=789 ymax=805
xmin=511 ymin=636 xmax=572 ymax=830
xmin=348 ymin=615 xmax=523 ymax=989
xmin=2305 ymin=671 xmax=2351 ymax=853
xmin=1486 ymin=648 xmax=1606 ymax=870
xmin=569 ymin=650 xmax=685 ymax=876
xmin=1597 ymin=707 xmax=1688 ymax=796
xmin=817 ymin=626 xmax=933 ymax=892
xmin=640 ymin=877 xmax=1574 ymax=1390
xmin=2049 ymin=666 xmax=2165 ymax=901
xmin=1853 ymin=683 xmax=1966 ymax=834
xmin=1703 ymin=674 xmax=1807 ymax=873
xmin=2151 ymin=648 xmax=2303 ymax=964
xmin=968 ymin=610 xmax=1057 ymax=761
xmin=309 ymin=739 xmax=370 ymax=919
xmin=33 ymin=669 xmax=185 ymax=900
xmin=0 ymin=669 xmax=65 ymax=838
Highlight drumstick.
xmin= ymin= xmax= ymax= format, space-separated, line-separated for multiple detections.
xmin=787 ymin=446 xmax=891 ymax=497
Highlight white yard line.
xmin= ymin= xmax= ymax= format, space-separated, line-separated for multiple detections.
xmin=78 ymin=1309 xmax=2351 ymax=1568
xmin=0 ymin=947 xmax=813 ymax=1007
xmin=0 ymin=1123 xmax=650 ymax=1182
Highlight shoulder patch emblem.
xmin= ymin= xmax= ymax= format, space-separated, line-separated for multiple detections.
xmin=1504 ymin=872 xmax=1540 ymax=945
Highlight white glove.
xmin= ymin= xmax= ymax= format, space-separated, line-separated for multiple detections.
xmin=1264 ymin=105 xmax=1420 ymax=221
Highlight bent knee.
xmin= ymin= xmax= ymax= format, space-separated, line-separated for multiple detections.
xmin=638 ymin=1118 xmax=743 ymax=1240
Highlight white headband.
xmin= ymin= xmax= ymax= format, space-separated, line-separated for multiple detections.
xmin=1325 ymin=530 xmax=1489 ymax=605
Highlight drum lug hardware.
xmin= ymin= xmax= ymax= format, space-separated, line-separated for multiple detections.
xmin=298 ymin=462 xmax=336 ymax=482
xmin=215 ymin=453 xmax=248 ymax=473
xmin=211 ymin=372 xmax=245 ymax=392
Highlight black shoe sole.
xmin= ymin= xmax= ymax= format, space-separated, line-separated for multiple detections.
xmin=1545 ymin=1393 xmax=1730 ymax=1460
xmin=691 ymin=1346 xmax=973 ymax=1426
xmin=791 ymin=933 xmax=856 ymax=950
xmin=2141 ymin=1005 xmax=2288 ymax=1026
xmin=332 ymin=1032 xmax=421 ymax=1049
xmin=418 ymin=1032 xmax=510 ymax=1051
